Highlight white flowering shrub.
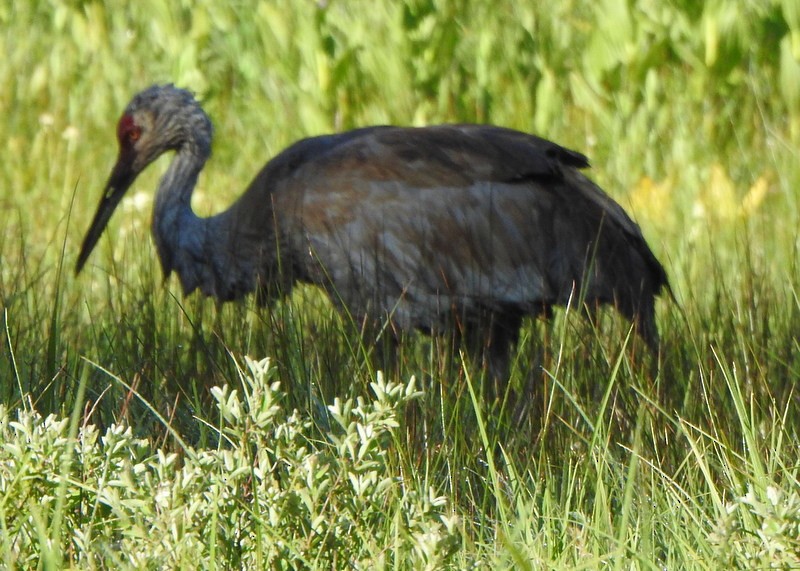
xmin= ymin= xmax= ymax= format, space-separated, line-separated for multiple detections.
xmin=711 ymin=483 xmax=800 ymax=568
xmin=0 ymin=358 xmax=460 ymax=569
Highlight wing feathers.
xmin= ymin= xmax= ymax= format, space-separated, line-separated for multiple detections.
xmin=257 ymin=124 xmax=666 ymax=334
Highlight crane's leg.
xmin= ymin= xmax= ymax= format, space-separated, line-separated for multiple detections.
xmin=486 ymin=311 xmax=523 ymax=387
xmin=615 ymin=293 xmax=660 ymax=353
xmin=634 ymin=301 xmax=660 ymax=352
xmin=457 ymin=310 xmax=522 ymax=401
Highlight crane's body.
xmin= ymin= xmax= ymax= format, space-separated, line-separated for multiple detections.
xmin=77 ymin=85 xmax=669 ymax=375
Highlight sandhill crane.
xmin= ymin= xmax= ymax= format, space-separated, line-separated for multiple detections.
xmin=76 ymin=84 xmax=669 ymax=378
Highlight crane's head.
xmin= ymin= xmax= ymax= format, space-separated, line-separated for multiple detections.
xmin=76 ymin=84 xmax=211 ymax=274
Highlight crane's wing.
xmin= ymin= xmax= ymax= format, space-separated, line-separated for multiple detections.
xmin=247 ymin=125 xmax=667 ymax=333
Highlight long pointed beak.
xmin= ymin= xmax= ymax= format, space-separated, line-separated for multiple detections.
xmin=75 ymin=158 xmax=137 ymax=274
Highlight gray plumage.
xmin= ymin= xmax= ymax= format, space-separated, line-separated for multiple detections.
xmin=77 ymin=84 xmax=669 ymax=375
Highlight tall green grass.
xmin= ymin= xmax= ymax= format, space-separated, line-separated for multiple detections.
xmin=1 ymin=0 xmax=799 ymax=567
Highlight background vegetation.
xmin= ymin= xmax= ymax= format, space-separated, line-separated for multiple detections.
xmin=1 ymin=0 xmax=799 ymax=567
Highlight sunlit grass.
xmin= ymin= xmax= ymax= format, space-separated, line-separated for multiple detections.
xmin=1 ymin=0 xmax=799 ymax=568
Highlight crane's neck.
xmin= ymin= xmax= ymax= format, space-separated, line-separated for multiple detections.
xmin=154 ymin=146 xmax=201 ymax=221
xmin=152 ymin=146 xmax=268 ymax=301
xmin=152 ymin=146 xmax=205 ymax=286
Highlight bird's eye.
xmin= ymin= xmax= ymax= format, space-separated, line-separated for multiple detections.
xmin=129 ymin=127 xmax=141 ymax=142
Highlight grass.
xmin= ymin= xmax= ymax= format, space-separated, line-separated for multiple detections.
xmin=1 ymin=0 xmax=800 ymax=568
